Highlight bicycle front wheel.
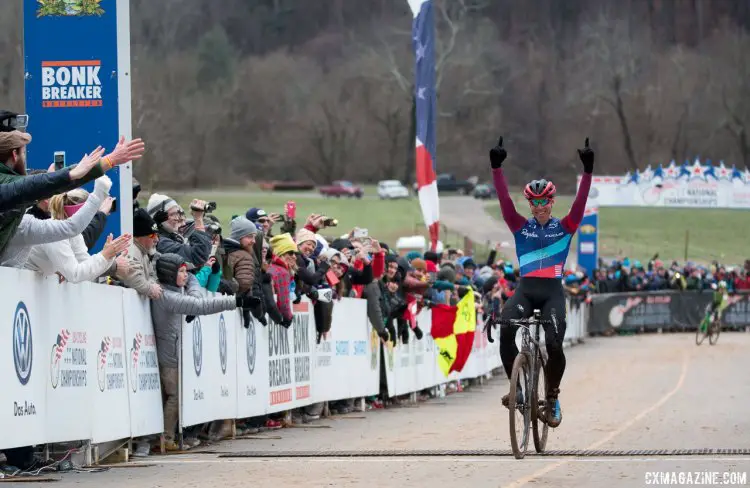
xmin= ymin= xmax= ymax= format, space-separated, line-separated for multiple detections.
xmin=508 ymin=353 xmax=531 ymax=460
xmin=696 ymin=319 xmax=708 ymax=346
xmin=709 ymin=320 xmax=721 ymax=345
xmin=532 ymin=352 xmax=549 ymax=453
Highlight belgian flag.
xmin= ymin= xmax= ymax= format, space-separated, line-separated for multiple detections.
xmin=431 ymin=288 xmax=477 ymax=376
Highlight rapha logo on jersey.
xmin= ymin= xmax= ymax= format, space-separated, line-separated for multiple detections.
xmin=246 ymin=318 xmax=256 ymax=375
xmin=218 ymin=315 xmax=228 ymax=375
xmin=13 ymin=302 xmax=33 ymax=386
xmin=521 ymin=228 xmax=539 ymax=239
xmin=41 ymin=60 xmax=103 ymax=108
xmin=193 ymin=318 xmax=203 ymax=377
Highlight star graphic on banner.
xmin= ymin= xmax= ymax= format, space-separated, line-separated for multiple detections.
xmin=731 ymin=165 xmax=743 ymax=181
xmin=415 ymin=41 xmax=425 ymax=61
xmin=417 ymin=86 xmax=427 ymax=99
xmin=716 ymin=162 xmax=732 ymax=180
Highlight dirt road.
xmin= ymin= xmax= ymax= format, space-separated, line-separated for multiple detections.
xmin=45 ymin=333 xmax=750 ymax=487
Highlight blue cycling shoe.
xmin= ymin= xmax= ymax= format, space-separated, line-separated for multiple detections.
xmin=546 ymin=391 xmax=562 ymax=427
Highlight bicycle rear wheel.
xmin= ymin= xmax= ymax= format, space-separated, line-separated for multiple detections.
xmin=508 ymin=353 xmax=531 ymax=459
xmin=532 ymin=352 xmax=549 ymax=453
xmin=709 ymin=320 xmax=721 ymax=345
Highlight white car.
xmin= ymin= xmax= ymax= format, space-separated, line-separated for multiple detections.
xmin=377 ymin=180 xmax=410 ymax=200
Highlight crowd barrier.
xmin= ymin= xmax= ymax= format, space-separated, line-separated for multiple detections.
xmin=587 ymin=290 xmax=750 ymax=334
xmin=2 ymin=265 xmax=588 ymax=452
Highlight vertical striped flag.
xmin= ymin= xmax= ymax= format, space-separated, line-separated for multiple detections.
xmin=408 ymin=0 xmax=440 ymax=250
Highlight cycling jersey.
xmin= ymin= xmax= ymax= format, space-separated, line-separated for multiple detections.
xmin=513 ymin=217 xmax=573 ymax=278
xmin=492 ymin=169 xmax=592 ymax=278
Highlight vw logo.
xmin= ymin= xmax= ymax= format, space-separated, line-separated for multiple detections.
xmin=589 ymin=187 xmax=599 ymax=199
xmin=218 ymin=315 xmax=227 ymax=375
xmin=192 ymin=317 xmax=202 ymax=377
xmin=13 ymin=302 xmax=33 ymax=386
xmin=246 ymin=318 xmax=256 ymax=375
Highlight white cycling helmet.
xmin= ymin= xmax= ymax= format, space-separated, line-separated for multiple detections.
xmin=718 ymin=280 xmax=727 ymax=289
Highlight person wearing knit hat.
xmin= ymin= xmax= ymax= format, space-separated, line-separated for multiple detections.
xmin=118 ymin=208 xmax=163 ymax=299
xmin=145 ymin=192 xmax=213 ymax=269
xmin=410 ymin=258 xmax=427 ymax=272
xmin=296 ymin=228 xmax=316 ymax=253
xmin=405 ymin=250 xmax=422 ymax=263
xmin=230 ymin=216 xmax=256 ymax=243
xmin=267 ymin=233 xmax=298 ymax=327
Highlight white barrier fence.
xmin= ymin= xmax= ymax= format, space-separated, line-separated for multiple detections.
xmin=1 ymin=266 xmax=587 ymax=450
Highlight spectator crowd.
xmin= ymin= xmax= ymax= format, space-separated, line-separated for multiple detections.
xmin=2 ymin=109 xmax=749 ymax=469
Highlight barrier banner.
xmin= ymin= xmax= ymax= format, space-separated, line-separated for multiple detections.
xmin=2 ymin=273 xmax=47 ymax=450
xmin=181 ymin=311 xmax=238 ymax=428
xmin=588 ymin=291 xmax=711 ymax=333
xmin=724 ymin=293 xmax=750 ymax=328
xmin=87 ymin=283 xmax=130 ymax=443
xmin=266 ymin=301 xmax=314 ymax=414
xmin=122 ymin=291 xmax=162 ymax=439
xmin=44 ymin=282 xmax=93 ymax=443
xmin=576 ymin=207 xmax=599 ymax=278
xmin=235 ymin=311 xmax=268 ymax=419
xmin=313 ymin=298 xmax=379 ymax=403
xmin=23 ymin=0 xmax=134 ymax=251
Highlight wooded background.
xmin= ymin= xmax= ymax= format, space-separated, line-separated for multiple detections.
xmin=2 ymin=0 xmax=750 ymax=191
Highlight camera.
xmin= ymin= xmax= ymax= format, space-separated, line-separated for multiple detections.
xmin=323 ymin=217 xmax=338 ymax=227
xmin=111 ymin=197 xmax=117 ymax=213
xmin=190 ymin=201 xmax=217 ymax=213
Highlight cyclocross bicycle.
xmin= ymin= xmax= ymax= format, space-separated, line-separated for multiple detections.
xmin=696 ymin=309 xmax=721 ymax=346
xmin=499 ymin=310 xmax=553 ymax=459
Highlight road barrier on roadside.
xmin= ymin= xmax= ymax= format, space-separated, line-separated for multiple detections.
xmin=1 ymin=266 xmax=588 ymax=452
xmin=587 ymin=290 xmax=750 ymax=334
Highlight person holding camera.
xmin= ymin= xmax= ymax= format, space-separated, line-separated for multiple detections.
xmin=146 ymin=193 xmax=212 ymax=268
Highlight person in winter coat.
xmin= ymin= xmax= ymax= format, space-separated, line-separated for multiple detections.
xmin=0 ymin=132 xmax=145 ymax=257
xmin=294 ymin=228 xmax=335 ymax=341
xmin=118 ymin=208 xmax=163 ymax=299
xmin=0 ymin=174 xmax=111 ymax=269
xmin=25 ymin=166 xmax=114 ymax=252
xmin=151 ymin=253 xmax=257 ymax=451
xmin=147 ymin=193 xmax=212 ymax=268
xmin=26 ymin=188 xmax=132 ymax=283
xmin=258 ymin=237 xmax=284 ymax=325
xmin=268 ymin=233 xmax=298 ymax=327
xmin=222 ymin=217 xmax=259 ymax=295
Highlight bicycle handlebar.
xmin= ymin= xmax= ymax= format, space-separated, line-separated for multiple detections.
xmin=496 ymin=318 xmax=556 ymax=326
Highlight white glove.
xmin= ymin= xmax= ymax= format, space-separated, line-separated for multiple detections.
xmin=316 ymin=288 xmax=333 ymax=303
xmin=93 ymin=174 xmax=113 ymax=199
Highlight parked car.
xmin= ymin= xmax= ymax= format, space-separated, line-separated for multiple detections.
xmin=319 ymin=180 xmax=364 ymax=199
xmin=436 ymin=174 xmax=475 ymax=195
xmin=377 ymin=180 xmax=410 ymax=200
xmin=473 ymin=183 xmax=496 ymax=200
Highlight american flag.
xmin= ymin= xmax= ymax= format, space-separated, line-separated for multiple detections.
xmin=100 ymin=337 xmax=111 ymax=367
xmin=554 ymin=265 xmax=563 ymax=278
xmin=54 ymin=329 xmax=70 ymax=362
xmin=132 ymin=332 xmax=143 ymax=368
xmin=409 ymin=0 xmax=440 ymax=250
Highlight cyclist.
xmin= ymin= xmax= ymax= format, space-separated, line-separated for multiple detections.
xmin=488 ymin=136 xmax=593 ymax=428
xmin=708 ymin=280 xmax=729 ymax=324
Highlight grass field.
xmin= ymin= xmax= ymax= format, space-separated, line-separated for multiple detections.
xmin=485 ymin=195 xmax=750 ymax=265
xmin=145 ymin=191 xmax=427 ymax=247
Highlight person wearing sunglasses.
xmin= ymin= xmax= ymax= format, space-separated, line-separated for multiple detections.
xmin=488 ymin=136 xmax=594 ymax=429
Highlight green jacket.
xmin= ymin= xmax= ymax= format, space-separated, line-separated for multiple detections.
xmin=0 ymin=161 xmax=105 ymax=256
xmin=712 ymin=290 xmax=728 ymax=313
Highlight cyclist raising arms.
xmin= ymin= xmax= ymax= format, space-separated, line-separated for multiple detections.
xmin=488 ymin=136 xmax=594 ymax=428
